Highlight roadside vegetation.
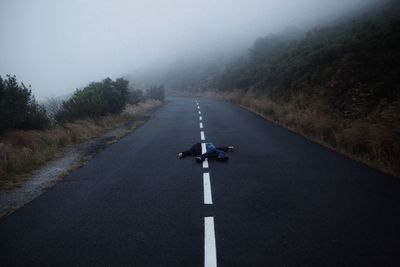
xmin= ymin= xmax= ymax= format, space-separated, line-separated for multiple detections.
xmin=193 ymin=1 xmax=400 ymax=176
xmin=0 ymin=75 xmax=165 ymax=190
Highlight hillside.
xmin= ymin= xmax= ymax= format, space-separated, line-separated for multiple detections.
xmin=213 ymin=1 xmax=400 ymax=104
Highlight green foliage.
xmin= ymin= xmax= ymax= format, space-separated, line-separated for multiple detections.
xmin=213 ymin=1 xmax=400 ymax=107
xmin=128 ymin=88 xmax=144 ymax=104
xmin=145 ymin=85 xmax=165 ymax=101
xmin=55 ymin=77 xmax=130 ymax=122
xmin=0 ymin=75 xmax=50 ymax=132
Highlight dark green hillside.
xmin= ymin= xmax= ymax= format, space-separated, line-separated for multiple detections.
xmin=214 ymin=0 xmax=400 ymax=107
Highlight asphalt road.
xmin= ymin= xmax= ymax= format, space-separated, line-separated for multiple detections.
xmin=1 ymin=96 xmax=400 ymax=266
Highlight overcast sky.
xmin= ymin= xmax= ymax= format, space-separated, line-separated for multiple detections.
xmin=0 ymin=0 xmax=380 ymax=99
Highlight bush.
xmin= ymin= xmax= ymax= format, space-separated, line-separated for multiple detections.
xmin=105 ymin=78 xmax=130 ymax=114
xmin=55 ymin=77 xmax=130 ymax=122
xmin=0 ymin=75 xmax=50 ymax=132
xmin=128 ymin=88 xmax=144 ymax=104
xmin=145 ymin=85 xmax=165 ymax=102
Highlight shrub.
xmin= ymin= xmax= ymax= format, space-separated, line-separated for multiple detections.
xmin=145 ymin=85 xmax=165 ymax=102
xmin=104 ymin=77 xmax=130 ymax=114
xmin=0 ymin=75 xmax=50 ymax=132
xmin=129 ymin=88 xmax=144 ymax=104
xmin=55 ymin=77 xmax=130 ymax=122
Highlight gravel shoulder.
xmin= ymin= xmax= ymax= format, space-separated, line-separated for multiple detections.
xmin=0 ymin=118 xmax=148 ymax=218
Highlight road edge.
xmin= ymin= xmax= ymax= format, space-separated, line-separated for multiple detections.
xmin=0 ymin=104 xmax=165 ymax=219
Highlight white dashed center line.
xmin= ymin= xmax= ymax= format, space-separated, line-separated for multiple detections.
xmin=204 ymin=217 xmax=217 ymax=267
xmin=203 ymin=173 xmax=213 ymax=204
xmin=196 ymin=101 xmax=217 ymax=267
xmin=201 ymin=143 xmax=209 ymax=168
xmin=201 ymin=142 xmax=206 ymax=153
xmin=203 ymin=160 xmax=209 ymax=169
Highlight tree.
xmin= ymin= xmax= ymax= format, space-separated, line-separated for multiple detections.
xmin=129 ymin=88 xmax=144 ymax=104
xmin=0 ymin=75 xmax=50 ymax=132
xmin=104 ymin=77 xmax=130 ymax=114
xmin=55 ymin=77 xmax=131 ymax=122
xmin=145 ymin=85 xmax=165 ymax=101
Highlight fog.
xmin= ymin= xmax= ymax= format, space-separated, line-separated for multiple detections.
xmin=0 ymin=0 xmax=381 ymax=100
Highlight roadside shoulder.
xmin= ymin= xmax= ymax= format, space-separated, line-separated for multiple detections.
xmin=0 ymin=104 xmax=163 ymax=219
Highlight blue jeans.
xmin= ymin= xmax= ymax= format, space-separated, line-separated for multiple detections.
xmin=201 ymin=143 xmax=226 ymax=160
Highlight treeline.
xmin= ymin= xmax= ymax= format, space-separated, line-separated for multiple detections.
xmin=0 ymin=75 xmax=165 ymax=133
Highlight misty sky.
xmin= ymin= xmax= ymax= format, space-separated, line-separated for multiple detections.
xmin=0 ymin=0 xmax=380 ymax=100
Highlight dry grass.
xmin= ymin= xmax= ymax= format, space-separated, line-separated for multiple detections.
xmin=122 ymin=99 xmax=162 ymax=118
xmin=0 ymin=100 xmax=162 ymax=190
xmin=336 ymin=123 xmax=400 ymax=175
xmin=202 ymin=90 xmax=400 ymax=177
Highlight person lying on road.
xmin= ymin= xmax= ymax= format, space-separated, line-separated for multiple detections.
xmin=178 ymin=142 xmax=234 ymax=162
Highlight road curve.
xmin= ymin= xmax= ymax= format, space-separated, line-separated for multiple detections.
xmin=1 ymin=96 xmax=400 ymax=266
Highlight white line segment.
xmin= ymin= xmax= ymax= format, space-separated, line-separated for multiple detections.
xmin=204 ymin=217 xmax=217 ymax=267
xmin=201 ymin=142 xmax=206 ymax=154
xmin=200 ymin=131 xmax=205 ymax=141
xmin=199 ymin=111 xmax=201 ymax=115
xmin=200 ymin=122 xmax=203 ymax=129
xmin=199 ymin=116 xmax=202 ymax=121
xmin=201 ymin=143 xmax=209 ymax=168
xmin=203 ymin=173 xmax=212 ymax=204
xmin=203 ymin=159 xmax=209 ymax=169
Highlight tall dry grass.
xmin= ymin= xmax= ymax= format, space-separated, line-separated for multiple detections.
xmin=0 ymin=100 xmax=162 ymax=189
xmin=203 ymin=90 xmax=400 ymax=177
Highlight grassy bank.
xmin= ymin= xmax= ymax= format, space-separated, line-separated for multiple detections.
xmin=202 ymin=90 xmax=400 ymax=177
xmin=0 ymin=100 xmax=162 ymax=190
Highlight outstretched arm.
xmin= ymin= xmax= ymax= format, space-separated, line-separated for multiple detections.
xmin=179 ymin=150 xmax=193 ymax=158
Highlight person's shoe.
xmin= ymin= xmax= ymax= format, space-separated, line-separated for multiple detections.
xmin=178 ymin=152 xmax=183 ymax=158
xmin=228 ymin=146 xmax=234 ymax=151
xmin=196 ymin=157 xmax=204 ymax=163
